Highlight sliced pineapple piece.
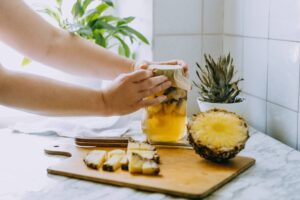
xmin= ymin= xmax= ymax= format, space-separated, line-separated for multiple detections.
xmin=83 ymin=150 xmax=106 ymax=170
xmin=142 ymin=160 xmax=160 ymax=175
xmin=147 ymin=104 xmax=163 ymax=115
xmin=163 ymin=102 xmax=177 ymax=114
xmin=107 ymin=149 xmax=126 ymax=159
xmin=127 ymin=150 xmax=160 ymax=163
xmin=102 ymin=154 xmax=123 ymax=172
xmin=128 ymin=153 xmax=144 ymax=174
xmin=176 ymin=99 xmax=187 ymax=115
xmin=120 ymin=155 xmax=129 ymax=170
xmin=127 ymin=141 xmax=156 ymax=151
xmin=188 ymin=109 xmax=249 ymax=163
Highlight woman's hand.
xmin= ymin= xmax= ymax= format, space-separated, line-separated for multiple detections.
xmin=102 ymin=70 xmax=171 ymax=115
xmin=135 ymin=60 xmax=189 ymax=76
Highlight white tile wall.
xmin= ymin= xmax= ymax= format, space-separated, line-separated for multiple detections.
xmin=203 ymin=0 xmax=223 ymax=34
xmin=202 ymin=35 xmax=223 ymax=60
xmin=153 ymin=0 xmax=202 ymax=35
xmin=267 ymin=40 xmax=300 ymax=111
xmin=224 ymin=0 xmax=244 ymax=35
xmin=243 ymin=0 xmax=270 ymax=38
xmin=244 ymin=94 xmax=267 ymax=133
xmin=269 ymin=0 xmax=300 ymax=41
xmin=267 ymin=102 xmax=298 ymax=149
xmin=243 ymin=38 xmax=268 ymax=99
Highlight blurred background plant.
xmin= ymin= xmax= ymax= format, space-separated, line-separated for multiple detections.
xmin=22 ymin=0 xmax=149 ymax=65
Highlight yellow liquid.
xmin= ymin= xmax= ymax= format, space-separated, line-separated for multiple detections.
xmin=142 ymin=112 xmax=186 ymax=142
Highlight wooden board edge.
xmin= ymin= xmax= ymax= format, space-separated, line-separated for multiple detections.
xmin=198 ymin=158 xmax=256 ymax=199
xmin=47 ymin=157 xmax=256 ymax=199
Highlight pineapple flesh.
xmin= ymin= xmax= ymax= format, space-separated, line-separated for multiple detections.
xmin=188 ymin=109 xmax=249 ymax=163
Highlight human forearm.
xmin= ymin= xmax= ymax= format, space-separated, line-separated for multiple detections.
xmin=46 ymin=30 xmax=135 ymax=79
xmin=0 ymin=68 xmax=108 ymax=116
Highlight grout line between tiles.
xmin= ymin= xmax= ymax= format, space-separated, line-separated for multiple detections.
xmin=224 ymin=33 xmax=300 ymax=44
xmin=266 ymin=0 xmax=272 ymax=134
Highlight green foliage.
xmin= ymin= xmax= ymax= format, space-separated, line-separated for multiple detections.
xmin=39 ymin=0 xmax=149 ymax=59
xmin=193 ymin=53 xmax=244 ymax=103
xmin=21 ymin=57 xmax=32 ymax=66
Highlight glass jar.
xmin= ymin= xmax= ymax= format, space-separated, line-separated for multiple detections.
xmin=142 ymin=65 xmax=190 ymax=142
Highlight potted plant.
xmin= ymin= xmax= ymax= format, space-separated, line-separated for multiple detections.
xmin=22 ymin=0 xmax=149 ymax=65
xmin=193 ymin=53 xmax=245 ymax=116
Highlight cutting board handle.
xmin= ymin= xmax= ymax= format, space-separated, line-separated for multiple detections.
xmin=45 ymin=144 xmax=73 ymax=157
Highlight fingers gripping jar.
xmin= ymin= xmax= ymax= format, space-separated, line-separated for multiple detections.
xmin=142 ymin=65 xmax=191 ymax=142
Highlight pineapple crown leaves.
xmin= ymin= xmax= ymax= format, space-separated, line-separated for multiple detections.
xmin=193 ymin=53 xmax=244 ymax=103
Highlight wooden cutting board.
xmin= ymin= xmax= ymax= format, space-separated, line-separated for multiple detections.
xmin=45 ymin=143 xmax=255 ymax=199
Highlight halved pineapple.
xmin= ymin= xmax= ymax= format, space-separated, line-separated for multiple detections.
xmin=188 ymin=109 xmax=249 ymax=163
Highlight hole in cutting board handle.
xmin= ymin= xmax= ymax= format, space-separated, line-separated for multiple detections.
xmin=44 ymin=144 xmax=72 ymax=157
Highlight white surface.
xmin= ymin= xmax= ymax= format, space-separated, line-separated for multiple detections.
xmin=153 ymin=0 xmax=202 ymax=35
xmin=243 ymin=38 xmax=268 ymax=99
xmin=203 ymin=0 xmax=224 ymax=34
xmin=11 ymin=116 xmax=131 ymax=138
xmin=2 ymin=126 xmax=300 ymax=200
xmin=243 ymin=0 xmax=270 ymax=38
xmin=197 ymin=99 xmax=246 ymax=117
xmin=224 ymin=0 xmax=244 ymax=35
xmin=269 ymin=0 xmax=300 ymax=41
xmin=153 ymin=35 xmax=202 ymax=116
xmin=267 ymin=102 xmax=298 ymax=149
xmin=267 ymin=40 xmax=300 ymax=111
xmin=244 ymin=94 xmax=267 ymax=133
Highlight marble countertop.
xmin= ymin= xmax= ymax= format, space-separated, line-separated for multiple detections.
xmin=1 ymin=126 xmax=300 ymax=200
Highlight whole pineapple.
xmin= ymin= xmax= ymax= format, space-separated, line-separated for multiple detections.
xmin=188 ymin=109 xmax=249 ymax=163
xmin=194 ymin=54 xmax=243 ymax=103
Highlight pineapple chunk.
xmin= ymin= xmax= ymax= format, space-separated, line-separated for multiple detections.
xmin=120 ymin=155 xmax=129 ymax=170
xmin=142 ymin=160 xmax=160 ymax=175
xmin=147 ymin=104 xmax=163 ymax=115
xmin=107 ymin=149 xmax=126 ymax=159
xmin=163 ymin=102 xmax=177 ymax=114
xmin=127 ymin=141 xmax=156 ymax=151
xmin=176 ymin=99 xmax=187 ymax=115
xmin=102 ymin=155 xmax=123 ymax=172
xmin=128 ymin=153 xmax=144 ymax=174
xmin=127 ymin=150 xmax=160 ymax=163
xmin=83 ymin=150 xmax=106 ymax=170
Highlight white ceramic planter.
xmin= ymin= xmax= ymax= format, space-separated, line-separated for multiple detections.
xmin=197 ymin=98 xmax=246 ymax=117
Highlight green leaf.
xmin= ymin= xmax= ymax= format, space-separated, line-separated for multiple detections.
xmin=56 ymin=0 xmax=62 ymax=7
xmin=77 ymin=26 xmax=93 ymax=36
xmin=122 ymin=26 xmax=149 ymax=44
xmin=114 ymin=35 xmax=130 ymax=57
xmin=39 ymin=8 xmax=61 ymax=26
xmin=93 ymin=30 xmax=107 ymax=47
xmin=118 ymin=45 xmax=125 ymax=56
xmin=117 ymin=16 xmax=135 ymax=26
xmin=95 ymin=3 xmax=109 ymax=14
xmin=72 ymin=0 xmax=84 ymax=18
xmin=103 ymin=0 xmax=114 ymax=7
xmin=21 ymin=57 xmax=31 ymax=66
xmin=92 ymin=19 xmax=116 ymax=30
xmin=82 ymin=0 xmax=94 ymax=11
xmin=99 ymin=15 xmax=119 ymax=22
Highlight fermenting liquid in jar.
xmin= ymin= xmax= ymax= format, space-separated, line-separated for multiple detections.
xmin=142 ymin=65 xmax=190 ymax=142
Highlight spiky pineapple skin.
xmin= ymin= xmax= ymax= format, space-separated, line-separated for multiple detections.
xmin=187 ymin=108 xmax=249 ymax=163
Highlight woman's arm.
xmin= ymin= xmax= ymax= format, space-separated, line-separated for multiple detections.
xmin=0 ymin=0 xmax=135 ymax=80
xmin=0 ymin=64 xmax=171 ymax=116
